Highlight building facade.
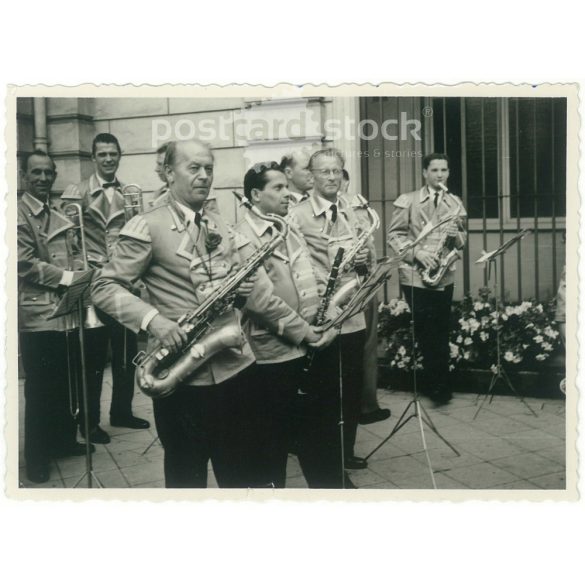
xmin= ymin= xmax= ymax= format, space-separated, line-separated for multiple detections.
xmin=17 ymin=94 xmax=566 ymax=302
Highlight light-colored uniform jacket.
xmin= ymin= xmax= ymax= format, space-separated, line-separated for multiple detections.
xmin=151 ymin=186 xmax=219 ymax=214
xmin=387 ymin=187 xmax=467 ymax=289
xmin=17 ymin=192 xmax=83 ymax=332
xmin=61 ymin=173 xmax=127 ymax=267
xmin=339 ymin=192 xmax=377 ymax=268
xmin=288 ymin=192 xmax=366 ymax=334
xmin=235 ymin=211 xmax=320 ymax=364
xmin=91 ymin=202 xmax=312 ymax=386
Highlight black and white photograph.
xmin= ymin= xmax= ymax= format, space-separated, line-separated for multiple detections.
xmin=5 ymin=85 xmax=577 ymax=495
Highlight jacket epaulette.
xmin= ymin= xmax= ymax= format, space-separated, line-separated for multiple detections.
xmin=393 ymin=193 xmax=414 ymax=208
xmin=119 ymin=215 xmax=151 ymax=242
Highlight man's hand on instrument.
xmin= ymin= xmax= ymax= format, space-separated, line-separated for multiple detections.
xmin=235 ymin=272 xmax=258 ymax=298
xmin=415 ymin=249 xmax=439 ymax=271
xmin=303 ymin=326 xmax=321 ymax=344
xmin=354 ymin=246 xmax=369 ymax=266
xmin=308 ymin=325 xmax=339 ymax=349
xmin=148 ymin=314 xmax=188 ymax=353
xmin=445 ymin=222 xmax=459 ymax=237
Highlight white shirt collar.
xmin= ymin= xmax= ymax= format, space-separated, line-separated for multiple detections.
xmin=310 ymin=192 xmax=338 ymax=217
xmin=420 ymin=185 xmax=439 ymax=203
xmin=175 ymin=201 xmax=205 ymax=226
xmin=244 ymin=211 xmax=273 ymax=237
xmin=96 ymin=174 xmax=120 ymax=203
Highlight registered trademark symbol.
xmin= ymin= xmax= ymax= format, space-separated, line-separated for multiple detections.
xmin=422 ymin=106 xmax=433 ymax=118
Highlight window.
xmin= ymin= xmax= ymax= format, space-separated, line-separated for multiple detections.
xmin=432 ymin=97 xmax=566 ymax=220
xmin=509 ymin=98 xmax=566 ymax=218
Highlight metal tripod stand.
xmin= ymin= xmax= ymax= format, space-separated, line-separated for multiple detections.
xmin=473 ymin=254 xmax=538 ymax=420
xmin=365 ymin=258 xmax=459 ymax=489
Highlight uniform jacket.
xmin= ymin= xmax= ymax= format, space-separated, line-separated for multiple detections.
xmin=288 ymin=191 xmax=309 ymax=208
xmin=91 ymin=201 xmax=312 ymax=386
xmin=288 ymin=192 xmax=366 ymax=334
xmin=387 ymin=187 xmax=467 ymax=289
xmin=61 ymin=173 xmax=127 ymax=266
xmin=150 ymin=187 xmax=219 ymax=214
xmin=235 ymin=211 xmax=320 ymax=364
xmin=18 ymin=192 xmax=83 ymax=332
xmin=339 ymin=192 xmax=377 ymax=268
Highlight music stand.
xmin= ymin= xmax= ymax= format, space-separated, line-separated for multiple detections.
xmin=362 ymin=213 xmax=463 ymax=489
xmin=473 ymin=229 xmax=537 ymax=420
xmin=49 ymin=271 xmax=103 ymax=488
xmin=141 ymin=435 xmax=161 ymax=456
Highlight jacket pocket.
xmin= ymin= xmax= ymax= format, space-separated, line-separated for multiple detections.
xmin=19 ymin=290 xmax=52 ymax=306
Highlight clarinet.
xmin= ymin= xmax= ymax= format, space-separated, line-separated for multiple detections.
xmin=297 ymin=247 xmax=345 ymax=395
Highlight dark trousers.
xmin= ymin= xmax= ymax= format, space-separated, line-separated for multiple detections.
xmin=100 ymin=310 xmax=138 ymax=420
xmin=20 ymin=331 xmax=82 ymax=468
xmin=297 ymin=331 xmax=365 ymax=488
xmin=85 ymin=309 xmax=138 ymax=427
xmin=77 ymin=325 xmax=109 ymax=430
xmin=152 ymin=366 xmax=256 ymax=488
xmin=401 ymin=284 xmax=454 ymax=394
xmin=249 ymin=359 xmax=304 ymax=488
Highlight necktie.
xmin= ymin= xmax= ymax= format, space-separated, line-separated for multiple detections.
xmin=434 ymin=191 xmax=441 ymax=208
xmin=42 ymin=201 xmax=51 ymax=234
xmin=330 ymin=203 xmax=338 ymax=224
xmin=102 ymin=181 xmax=119 ymax=189
xmin=194 ymin=212 xmax=202 ymax=228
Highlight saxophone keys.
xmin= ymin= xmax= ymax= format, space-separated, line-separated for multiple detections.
xmin=156 ymin=348 xmax=170 ymax=360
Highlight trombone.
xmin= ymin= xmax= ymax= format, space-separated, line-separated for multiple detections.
xmin=63 ymin=203 xmax=104 ymax=329
xmin=121 ymin=184 xmax=144 ymax=368
xmin=122 ymin=183 xmax=144 ymax=221
xmin=62 ymin=203 xmax=104 ymax=419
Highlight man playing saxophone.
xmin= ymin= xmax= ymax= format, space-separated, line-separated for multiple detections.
xmin=91 ymin=140 xmax=323 ymax=488
xmin=288 ymin=148 xmax=372 ymax=482
xmin=387 ymin=153 xmax=467 ymax=405
xmin=235 ymin=161 xmax=336 ymax=488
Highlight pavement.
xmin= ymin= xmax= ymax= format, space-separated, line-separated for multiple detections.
xmin=18 ymin=367 xmax=566 ymax=490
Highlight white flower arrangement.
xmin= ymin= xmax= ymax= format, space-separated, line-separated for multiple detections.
xmin=379 ymin=290 xmax=560 ymax=374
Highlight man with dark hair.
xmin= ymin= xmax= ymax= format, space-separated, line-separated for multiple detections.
xmin=91 ymin=141 xmax=324 ymax=488
xmin=236 ymin=161 xmax=335 ymax=487
xmin=279 ymin=147 xmax=314 ymax=205
xmin=387 ymin=152 xmax=467 ymax=405
xmin=62 ymin=133 xmax=149 ymax=445
xmin=18 ymin=151 xmax=97 ymax=483
xmin=289 ymin=148 xmax=372 ymax=482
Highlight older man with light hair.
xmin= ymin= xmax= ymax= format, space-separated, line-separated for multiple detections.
xmin=279 ymin=147 xmax=314 ymax=205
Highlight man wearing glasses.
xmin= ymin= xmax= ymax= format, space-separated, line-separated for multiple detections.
xmin=289 ymin=148 xmax=372 ymax=485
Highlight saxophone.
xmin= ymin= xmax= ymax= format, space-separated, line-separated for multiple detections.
xmin=338 ymin=196 xmax=380 ymax=276
xmin=419 ymin=184 xmax=463 ymax=288
xmin=134 ymin=195 xmax=288 ymax=398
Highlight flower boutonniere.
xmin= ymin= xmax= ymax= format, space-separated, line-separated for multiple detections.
xmin=205 ymin=230 xmax=222 ymax=253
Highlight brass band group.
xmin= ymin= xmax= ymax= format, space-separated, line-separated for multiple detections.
xmin=18 ymin=132 xmax=467 ymax=487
